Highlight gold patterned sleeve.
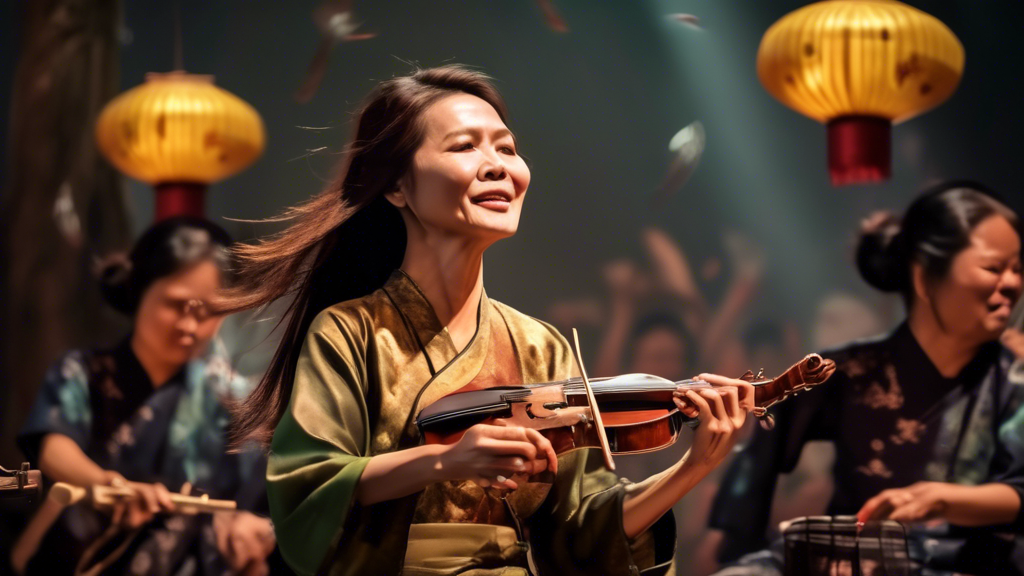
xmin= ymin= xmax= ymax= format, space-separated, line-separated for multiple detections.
xmin=267 ymin=309 xmax=415 ymax=576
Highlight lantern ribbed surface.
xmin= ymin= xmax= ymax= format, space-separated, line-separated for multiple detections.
xmin=95 ymin=71 xmax=265 ymax=185
xmin=757 ymin=0 xmax=964 ymax=125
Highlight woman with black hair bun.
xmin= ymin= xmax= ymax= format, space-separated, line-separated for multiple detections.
xmin=708 ymin=181 xmax=1024 ymax=575
xmin=13 ymin=217 xmax=278 ymax=575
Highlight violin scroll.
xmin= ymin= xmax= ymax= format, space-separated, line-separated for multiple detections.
xmin=748 ymin=353 xmax=837 ymax=429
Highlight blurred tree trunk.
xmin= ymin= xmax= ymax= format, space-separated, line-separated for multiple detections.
xmin=1 ymin=0 xmax=131 ymax=465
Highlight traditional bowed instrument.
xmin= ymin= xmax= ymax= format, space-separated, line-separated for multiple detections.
xmin=418 ymin=329 xmax=836 ymax=471
xmin=11 ymin=481 xmax=236 ymax=576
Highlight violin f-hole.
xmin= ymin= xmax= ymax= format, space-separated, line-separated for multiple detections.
xmin=525 ymin=403 xmax=562 ymax=420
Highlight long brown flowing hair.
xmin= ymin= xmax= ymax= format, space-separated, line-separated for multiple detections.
xmin=223 ymin=66 xmax=511 ymax=446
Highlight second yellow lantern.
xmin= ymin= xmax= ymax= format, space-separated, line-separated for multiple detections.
xmin=757 ymin=0 xmax=964 ymax=185
xmin=96 ymin=71 xmax=265 ymax=220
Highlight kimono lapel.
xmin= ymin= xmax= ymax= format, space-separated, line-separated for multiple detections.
xmin=381 ymin=270 xmax=494 ymax=442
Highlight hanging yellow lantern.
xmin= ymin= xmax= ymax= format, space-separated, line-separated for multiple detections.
xmin=757 ymin=0 xmax=964 ymax=186
xmin=96 ymin=71 xmax=265 ymax=220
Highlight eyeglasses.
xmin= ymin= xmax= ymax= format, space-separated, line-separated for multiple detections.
xmin=181 ymin=298 xmax=210 ymax=321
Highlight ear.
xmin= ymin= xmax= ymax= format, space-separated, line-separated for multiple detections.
xmin=911 ymin=262 xmax=931 ymax=304
xmin=383 ymin=177 xmax=409 ymax=209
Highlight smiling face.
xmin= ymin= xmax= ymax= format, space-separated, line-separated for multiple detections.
xmin=386 ymin=93 xmax=530 ymax=244
xmin=918 ymin=215 xmax=1022 ymax=342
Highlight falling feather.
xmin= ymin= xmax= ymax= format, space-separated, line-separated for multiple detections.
xmin=653 ymin=121 xmax=706 ymax=206
xmin=667 ymin=13 xmax=702 ymax=31
xmin=535 ymin=0 xmax=568 ymax=32
xmin=294 ymin=0 xmax=376 ymax=104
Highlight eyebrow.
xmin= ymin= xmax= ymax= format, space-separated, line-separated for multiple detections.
xmin=441 ymin=127 xmax=514 ymax=141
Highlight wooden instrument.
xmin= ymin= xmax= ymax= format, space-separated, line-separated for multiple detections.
xmin=11 ymin=482 xmax=236 ymax=575
xmin=51 ymin=482 xmax=237 ymax=514
xmin=417 ymin=329 xmax=836 ymax=471
xmin=0 ymin=463 xmax=42 ymax=513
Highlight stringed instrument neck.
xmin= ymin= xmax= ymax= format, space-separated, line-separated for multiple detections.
xmin=555 ymin=371 xmax=793 ymax=410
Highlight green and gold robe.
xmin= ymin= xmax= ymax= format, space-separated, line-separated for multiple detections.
xmin=268 ymin=270 xmax=675 ymax=576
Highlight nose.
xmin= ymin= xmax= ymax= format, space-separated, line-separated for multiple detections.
xmin=176 ymin=315 xmax=198 ymax=336
xmin=1000 ymin=268 xmax=1023 ymax=301
xmin=478 ymin=151 xmax=507 ymax=182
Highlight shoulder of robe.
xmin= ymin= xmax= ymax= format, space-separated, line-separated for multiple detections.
xmin=816 ymin=329 xmax=896 ymax=382
xmin=488 ymin=299 xmax=578 ymax=382
xmin=48 ymin=348 xmax=92 ymax=388
xmin=307 ymin=289 xmax=394 ymax=347
xmin=489 ymin=299 xmax=570 ymax=348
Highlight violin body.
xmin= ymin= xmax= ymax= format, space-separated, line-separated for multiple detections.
xmin=417 ymin=353 xmax=837 ymax=461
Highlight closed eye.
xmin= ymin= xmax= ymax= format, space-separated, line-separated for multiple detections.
xmin=450 ymin=142 xmax=473 ymax=152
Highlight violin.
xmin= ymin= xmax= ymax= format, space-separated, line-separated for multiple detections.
xmin=417 ymin=329 xmax=836 ymax=471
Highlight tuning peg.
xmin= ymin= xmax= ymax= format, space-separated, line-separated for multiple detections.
xmin=740 ymin=370 xmax=756 ymax=382
xmin=758 ymin=414 xmax=776 ymax=431
xmin=755 ymin=368 xmax=765 ymax=380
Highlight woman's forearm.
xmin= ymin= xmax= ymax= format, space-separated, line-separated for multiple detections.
xmin=621 ymin=452 xmax=712 ymax=539
xmin=38 ymin=433 xmax=109 ymax=486
xmin=354 ymin=444 xmax=448 ymax=506
xmin=945 ymin=483 xmax=1020 ymax=526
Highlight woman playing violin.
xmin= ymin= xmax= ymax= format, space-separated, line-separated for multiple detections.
xmin=224 ymin=66 xmax=755 ymax=576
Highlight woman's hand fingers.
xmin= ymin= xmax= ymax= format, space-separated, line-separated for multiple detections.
xmin=716 ymin=386 xmax=743 ymax=426
xmin=478 ymin=424 xmax=557 ymax=475
xmin=683 ymin=390 xmax=713 ymax=420
xmin=449 ymin=424 xmax=560 ymax=490
xmin=700 ymin=389 xmax=731 ymax=432
xmin=214 ymin=512 xmax=232 ymax=559
xmin=124 ymin=501 xmax=152 ymax=528
xmin=857 ymin=490 xmax=901 ymax=523
xmin=522 ymin=428 xmax=558 ymax=475
xmin=152 ymin=483 xmax=176 ymax=512
xmin=888 ymin=502 xmax=927 ymax=523
xmin=229 ymin=530 xmax=255 ymax=571
xmin=673 ymin=396 xmax=699 ymax=419
xmin=699 ymin=373 xmax=755 ymax=411
xmin=136 ymin=484 xmax=159 ymax=514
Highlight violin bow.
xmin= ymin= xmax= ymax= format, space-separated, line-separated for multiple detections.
xmin=571 ymin=328 xmax=616 ymax=471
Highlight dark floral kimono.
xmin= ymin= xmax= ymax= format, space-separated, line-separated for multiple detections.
xmin=709 ymin=323 xmax=1024 ymax=576
xmin=267 ymin=270 xmax=676 ymax=576
xmin=17 ymin=337 xmax=263 ymax=575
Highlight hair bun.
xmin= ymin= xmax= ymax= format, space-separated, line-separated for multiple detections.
xmin=855 ymin=211 xmax=906 ymax=293
xmin=95 ymin=253 xmax=135 ymax=315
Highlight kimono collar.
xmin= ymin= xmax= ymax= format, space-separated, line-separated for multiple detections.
xmin=382 ymin=269 xmax=491 ymax=376
xmin=894 ymin=322 xmax=1001 ymax=389
xmin=111 ymin=336 xmax=186 ymax=393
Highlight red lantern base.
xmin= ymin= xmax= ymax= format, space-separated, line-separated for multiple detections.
xmin=826 ymin=116 xmax=891 ymax=186
xmin=155 ymin=182 xmax=207 ymax=221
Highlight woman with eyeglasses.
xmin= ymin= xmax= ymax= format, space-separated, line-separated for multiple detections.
xmin=14 ymin=217 xmax=278 ymax=575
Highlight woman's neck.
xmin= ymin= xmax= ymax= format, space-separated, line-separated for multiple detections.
xmin=129 ymin=335 xmax=180 ymax=388
xmin=907 ymin=304 xmax=982 ymax=379
xmin=400 ymin=233 xmax=487 ymax=352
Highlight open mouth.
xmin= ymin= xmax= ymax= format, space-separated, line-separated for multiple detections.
xmin=471 ymin=191 xmax=513 ymax=211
